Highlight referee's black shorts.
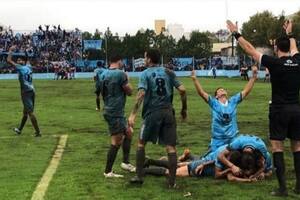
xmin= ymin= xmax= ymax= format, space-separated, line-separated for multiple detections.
xmin=269 ymin=104 xmax=300 ymax=141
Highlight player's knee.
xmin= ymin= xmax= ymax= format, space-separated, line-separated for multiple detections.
xmin=270 ymin=140 xmax=284 ymax=152
xmin=137 ymin=140 xmax=145 ymax=148
xmin=291 ymin=140 xmax=300 ymax=152
xmin=166 ymin=145 xmax=176 ymax=153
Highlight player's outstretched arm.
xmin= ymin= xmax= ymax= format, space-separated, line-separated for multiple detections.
xmin=241 ymin=65 xmax=258 ymax=99
xmin=283 ymin=20 xmax=299 ymax=56
xmin=191 ymin=70 xmax=209 ymax=102
xmin=218 ymin=149 xmax=241 ymax=176
xmin=214 ymin=167 xmax=231 ymax=179
xmin=176 ymin=85 xmax=187 ymax=120
xmin=226 ymin=20 xmax=262 ymax=63
xmin=7 ymin=45 xmax=18 ymax=67
xmin=227 ymin=173 xmax=255 ymax=183
xmin=128 ymin=89 xmax=145 ymax=127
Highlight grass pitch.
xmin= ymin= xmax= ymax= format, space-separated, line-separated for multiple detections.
xmin=0 ymin=77 xmax=298 ymax=200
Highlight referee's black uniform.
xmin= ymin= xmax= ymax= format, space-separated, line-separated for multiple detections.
xmin=261 ymin=51 xmax=300 ymax=195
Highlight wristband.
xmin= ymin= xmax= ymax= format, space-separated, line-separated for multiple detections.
xmin=232 ymin=31 xmax=242 ymax=40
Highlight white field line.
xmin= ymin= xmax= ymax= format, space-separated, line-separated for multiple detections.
xmin=31 ymin=134 xmax=68 ymax=200
xmin=0 ymin=135 xmax=59 ymax=139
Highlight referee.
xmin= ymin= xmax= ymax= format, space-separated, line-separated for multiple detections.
xmin=226 ymin=20 xmax=300 ymax=197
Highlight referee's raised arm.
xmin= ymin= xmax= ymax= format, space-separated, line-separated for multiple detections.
xmin=226 ymin=20 xmax=262 ymax=63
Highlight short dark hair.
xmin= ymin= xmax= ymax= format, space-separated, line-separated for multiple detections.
xmin=17 ymin=56 xmax=27 ymax=63
xmin=275 ymin=36 xmax=290 ymax=53
xmin=145 ymin=49 xmax=161 ymax=64
xmin=96 ymin=61 xmax=103 ymax=67
xmin=229 ymin=150 xmax=242 ymax=166
xmin=109 ymin=54 xmax=122 ymax=63
xmin=240 ymin=152 xmax=256 ymax=171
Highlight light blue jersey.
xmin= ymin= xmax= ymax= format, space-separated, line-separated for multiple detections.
xmin=99 ymin=68 xmax=128 ymax=117
xmin=188 ymin=145 xmax=228 ymax=177
xmin=94 ymin=67 xmax=106 ymax=90
xmin=138 ymin=66 xmax=181 ymax=118
xmin=212 ymin=145 xmax=229 ymax=169
xmin=228 ymin=134 xmax=268 ymax=160
xmin=265 ymin=152 xmax=273 ymax=172
xmin=208 ymin=93 xmax=242 ymax=151
xmin=16 ymin=64 xmax=34 ymax=93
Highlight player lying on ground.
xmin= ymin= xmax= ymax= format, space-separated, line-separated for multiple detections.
xmin=99 ymin=54 xmax=135 ymax=178
xmin=226 ymin=20 xmax=300 ymax=196
xmin=218 ymin=134 xmax=271 ymax=180
xmin=7 ymin=45 xmax=41 ymax=137
xmin=143 ymin=145 xmax=271 ymax=182
xmin=188 ymin=66 xmax=257 ymax=155
xmin=128 ymin=49 xmax=187 ymax=188
xmin=94 ymin=61 xmax=106 ymax=111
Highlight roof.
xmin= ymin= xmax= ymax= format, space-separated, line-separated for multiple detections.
xmin=212 ymin=43 xmax=232 ymax=53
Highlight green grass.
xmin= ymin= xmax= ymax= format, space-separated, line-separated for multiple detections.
xmin=0 ymin=77 xmax=298 ymax=200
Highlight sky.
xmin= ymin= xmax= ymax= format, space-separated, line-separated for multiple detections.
xmin=0 ymin=0 xmax=299 ymax=35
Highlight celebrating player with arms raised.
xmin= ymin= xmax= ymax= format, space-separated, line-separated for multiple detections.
xmin=7 ymin=45 xmax=41 ymax=137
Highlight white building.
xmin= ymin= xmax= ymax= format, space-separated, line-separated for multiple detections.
xmin=167 ymin=23 xmax=184 ymax=41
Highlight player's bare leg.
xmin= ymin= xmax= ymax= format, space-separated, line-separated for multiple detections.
xmin=28 ymin=112 xmax=41 ymax=137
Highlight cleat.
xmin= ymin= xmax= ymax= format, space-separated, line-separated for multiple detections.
xmin=168 ymin=183 xmax=179 ymax=189
xmin=103 ymin=172 xmax=124 ymax=178
xmin=270 ymin=188 xmax=288 ymax=197
xmin=130 ymin=176 xmax=144 ymax=184
xmin=34 ymin=132 xmax=42 ymax=137
xmin=121 ymin=163 xmax=136 ymax=172
xmin=13 ymin=128 xmax=21 ymax=135
xmin=96 ymin=108 xmax=100 ymax=111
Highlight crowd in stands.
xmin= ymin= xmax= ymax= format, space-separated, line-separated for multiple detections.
xmin=0 ymin=25 xmax=82 ymax=74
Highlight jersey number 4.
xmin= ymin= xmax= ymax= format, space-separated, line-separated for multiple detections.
xmin=156 ymin=78 xmax=167 ymax=96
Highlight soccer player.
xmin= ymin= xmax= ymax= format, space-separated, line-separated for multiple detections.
xmin=99 ymin=55 xmax=135 ymax=178
xmin=128 ymin=49 xmax=187 ymax=187
xmin=7 ymin=45 xmax=41 ymax=137
xmin=144 ymin=146 xmax=260 ymax=183
xmin=226 ymin=19 xmax=300 ymax=196
xmin=190 ymin=65 xmax=258 ymax=153
xmin=218 ymin=134 xmax=269 ymax=179
xmin=94 ymin=61 xmax=106 ymax=111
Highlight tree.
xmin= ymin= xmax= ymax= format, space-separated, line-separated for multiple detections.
xmin=189 ymin=31 xmax=211 ymax=58
xmin=241 ymin=11 xmax=285 ymax=47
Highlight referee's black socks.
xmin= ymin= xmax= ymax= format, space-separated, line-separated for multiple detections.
xmin=105 ymin=145 xmax=120 ymax=173
xmin=168 ymin=152 xmax=177 ymax=187
xmin=293 ymin=151 xmax=300 ymax=192
xmin=273 ymin=152 xmax=287 ymax=192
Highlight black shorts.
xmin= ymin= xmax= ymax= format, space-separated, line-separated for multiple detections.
xmin=95 ymin=88 xmax=101 ymax=96
xmin=269 ymin=104 xmax=300 ymax=141
xmin=139 ymin=108 xmax=177 ymax=146
xmin=103 ymin=114 xmax=127 ymax=136
xmin=21 ymin=91 xmax=35 ymax=113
